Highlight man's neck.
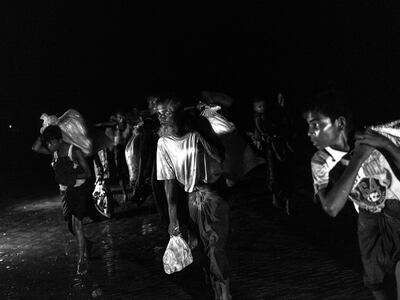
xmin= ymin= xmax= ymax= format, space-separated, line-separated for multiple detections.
xmin=56 ymin=142 xmax=70 ymax=156
xmin=158 ymin=124 xmax=181 ymax=137
xmin=330 ymin=132 xmax=351 ymax=152
xmin=330 ymin=144 xmax=350 ymax=152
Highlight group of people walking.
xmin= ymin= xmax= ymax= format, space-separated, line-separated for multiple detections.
xmin=32 ymin=92 xmax=268 ymax=299
xmin=31 ymin=89 xmax=400 ymax=299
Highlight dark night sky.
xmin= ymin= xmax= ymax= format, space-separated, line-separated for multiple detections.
xmin=1 ymin=1 xmax=400 ymax=189
xmin=1 ymin=2 xmax=400 ymax=116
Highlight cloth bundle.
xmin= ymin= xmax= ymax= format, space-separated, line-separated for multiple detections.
xmin=40 ymin=109 xmax=93 ymax=156
xmin=125 ymin=130 xmax=140 ymax=182
xmin=163 ymin=235 xmax=193 ymax=274
xmin=200 ymin=105 xmax=266 ymax=183
xmin=200 ymin=105 xmax=236 ymax=135
xmin=370 ymin=119 xmax=400 ymax=146
xmin=92 ymin=178 xmax=113 ymax=218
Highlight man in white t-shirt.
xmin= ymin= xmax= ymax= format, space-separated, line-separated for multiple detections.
xmin=156 ymin=97 xmax=231 ymax=300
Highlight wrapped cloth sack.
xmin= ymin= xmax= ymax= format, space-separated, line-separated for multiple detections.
xmin=57 ymin=109 xmax=92 ymax=156
xmin=163 ymin=235 xmax=193 ymax=274
xmin=125 ymin=128 xmax=140 ymax=183
xmin=370 ymin=119 xmax=400 ymax=145
xmin=40 ymin=109 xmax=93 ymax=156
xmin=40 ymin=113 xmax=58 ymax=133
xmin=92 ymin=177 xmax=114 ymax=218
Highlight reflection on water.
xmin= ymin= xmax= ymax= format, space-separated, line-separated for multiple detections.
xmin=12 ymin=197 xmax=60 ymax=212
xmin=91 ymin=283 xmax=103 ymax=298
xmin=141 ymin=217 xmax=157 ymax=236
xmin=101 ymin=222 xmax=116 ymax=278
xmin=71 ymin=273 xmax=103 ymax=298
xmin=66 ymin=221 xmax=117 ymax=298
xmin=0 ymin=188 xmax=179 ymax=299
xmin=72 ymin=276 xmax=86 ymax=289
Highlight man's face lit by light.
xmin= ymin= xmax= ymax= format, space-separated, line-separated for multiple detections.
xmin=46 ymin=139 xmax=61 ymax=153
xmin=305 ymin=111 xmax=342 ymax=150
xmin=156 ymin=104 xmax=174 ymax=126
xmin=253 ymin=101 xmax=265 ymax=113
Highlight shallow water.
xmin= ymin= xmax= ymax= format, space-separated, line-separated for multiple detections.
xmin=0 ymin=176 xmax=373 ymax=299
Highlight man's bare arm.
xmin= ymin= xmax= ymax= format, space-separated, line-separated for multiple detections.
xmin=32 ymin=136 xmax=51 ymax=155
xmin=73 ymin=148 xmax=92 ymax=180
xmin=164 ymin=179 xmax=180 ymax=235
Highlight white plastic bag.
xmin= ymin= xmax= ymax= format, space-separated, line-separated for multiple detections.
xmin=163 ymin=235 xmax=193 ymax=274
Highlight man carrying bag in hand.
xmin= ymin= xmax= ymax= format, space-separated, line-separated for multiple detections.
xmin=156 ymin=96 xmax=231 ymax=300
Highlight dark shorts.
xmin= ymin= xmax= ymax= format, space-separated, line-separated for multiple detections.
xmin=358 ymin=199 xmax=400 ymax=291
xmin=60 ymin=182 xmax=90 ymax=233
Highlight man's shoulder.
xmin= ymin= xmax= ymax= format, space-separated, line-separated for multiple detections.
xmin=157 ymin=136 xmax=169 ymax=149
xmin=157 ymin=132 xmax=197 ymax=145
xmin=311 ymin=149 xmax=331 ymax=165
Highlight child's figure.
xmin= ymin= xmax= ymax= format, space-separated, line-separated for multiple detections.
xmin=252 ymin=97 xmax=283 ymax=208
xmin=304 ymin=90 xmax=400 ymax=299
xmin=32 ymin=125 xmax=92 ymax=275
xmin=252 ymin=98 xmax=268 ymax=151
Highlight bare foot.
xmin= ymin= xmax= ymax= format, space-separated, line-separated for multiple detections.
xmin=76 ymin=259 xmax=88 ymax=275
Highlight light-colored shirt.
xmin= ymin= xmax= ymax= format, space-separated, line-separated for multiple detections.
xmin=311 ymin=147 xmax=348 ymax=195
xmin=157 ymin=132 xmax=222 ymax=192
xmin=311 ymin=146 xmax=400 ymax=213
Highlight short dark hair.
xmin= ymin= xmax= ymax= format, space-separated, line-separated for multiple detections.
xmin=303 ymin=89 xmax=354 ymax=131
xmin=41 ymin=125 xmax=62 ymax=144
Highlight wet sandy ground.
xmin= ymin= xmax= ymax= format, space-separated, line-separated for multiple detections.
xmin=0 ymin=171 xmax=374 ymax=299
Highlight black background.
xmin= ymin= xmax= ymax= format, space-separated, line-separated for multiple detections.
xmin=1 ymin=1 xmax=400 ymax=192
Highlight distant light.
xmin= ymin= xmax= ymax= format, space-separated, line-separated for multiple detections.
xmin=9 ymin=124 xmax=12 ymax=129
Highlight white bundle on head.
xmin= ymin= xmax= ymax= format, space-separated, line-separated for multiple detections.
xmin=39 ymin=113 xmax=58 ymax=133
xmin=39 ymin=109 xmax=93 ymax=156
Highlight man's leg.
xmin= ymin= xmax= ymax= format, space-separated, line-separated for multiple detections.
xmin=72 ymin=215 xmax=88 ymax=275
xmin=395 ymin=261 xmax=400 ymax=300
xmin=150 ymin=162 xmax=169 ymax=228
xmin=371 ymin=290 xmax=389 ymax=300
xmin=189 ymin=190 xmax=231 ymax=300
xmin=207 ymin=198 xmax=231 ymax=300
xmin=265 ymin=146 xmax=280 ymax=208
xmin=358 ymin=210 xmax=392 ymax=300
xmin=114 ymin=145 xmax=128 ymax=202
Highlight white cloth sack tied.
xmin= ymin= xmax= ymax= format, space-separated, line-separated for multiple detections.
xmin=370 ymin=119 xmax=400 ymax=146
xmin=40 ymin=109 xmax=93 ymax=156
xmin=92 ymin=177 xmax=113 ymax=218
xmin=163 ymin=235 xmax=193 ymax=274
